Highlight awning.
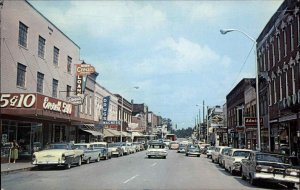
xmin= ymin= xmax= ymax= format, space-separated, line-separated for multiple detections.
xmin=131 ymin=132 xmax=144 ymax=137
xmin=121 ymin=131 xmax=131 ymax=137
xmin=80 ymin=124 xmax=103 ymax=136
xmin=81 ymin=129 xmax=103 ymax=136
xmin=104 ymin=129 xmax=121 ymax=137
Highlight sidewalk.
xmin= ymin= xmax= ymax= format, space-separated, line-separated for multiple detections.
xmin=1 ymin=161 xmax=35 ymax=174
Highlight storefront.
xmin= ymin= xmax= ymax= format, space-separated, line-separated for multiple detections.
xmin=0 ymin=93 xmax=79 ymax=162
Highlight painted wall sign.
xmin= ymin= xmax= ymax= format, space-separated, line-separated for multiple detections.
xmin=67 ymin=96 xmax=83 ymax=105
xmin=0 ymin=93 xmax=36 ymax=108
xmin=244 ymin=117 xmax=263 ymax=127
xmin=42 ymin=97 xmax=72 ymax=114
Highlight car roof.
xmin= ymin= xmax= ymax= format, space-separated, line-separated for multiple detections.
xmin=231 ymin=148 xmax=251 ymax=152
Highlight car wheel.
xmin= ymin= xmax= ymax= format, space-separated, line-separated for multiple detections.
xmin=78 ymin=157 xmax=82 ymax=166
xmin=86 ymin=158 xmax=90 ymax=164
xmin=197 ymin=155 xmax=200 ymax=157
xmin=96 ymin=155 xmax=100 ymax=162
xmin=230 ymin=168 xmax=235 ymax=176
xmin=212 ymin=159 xmax=214 ymax=163
xmin=163 ymin=156 xmax=166 ymax=159
xmin=37 ymin=165 xmax=44 ymax=170
xmin=186 ymin=153 xmax=188 ymax=156
xmin=65 ymin=163 xmax=71 ymax=169
xmin=148 ymin=155 xmax=151 ymax=158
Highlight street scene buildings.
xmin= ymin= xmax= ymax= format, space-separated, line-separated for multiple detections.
xmin=0 ymin=0 xmax=300 ymax=186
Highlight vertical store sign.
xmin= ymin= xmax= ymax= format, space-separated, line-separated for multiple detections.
xmin=75 ymin=64 xmax=95 ymax=95
xmin=102 ymin=96 xmax=110 ymax=121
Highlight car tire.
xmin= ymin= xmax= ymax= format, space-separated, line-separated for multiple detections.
xmin=65 ymin=163 xmax=71 ymax=169
xmin=230 ymin=168 xmax=235 ymax=176
xmin=148 ymin=155 xmax=151 ymax=158
xmin=86 ymin=158 xmax=90 ymax=164
xmin=186 ymin=153 xmax=188 ymax=156
xmin=197 ymin=155 xmax=200 ymax=157
xmin=163 ymin=156 xmax=166 ymax=159
xmin=96 ymin=155 xmax=100 ymax=162
xmin=37 ymin=165 xmax=44 ymax=170
xmin=285 ymin=183 xmax=295 ymax=189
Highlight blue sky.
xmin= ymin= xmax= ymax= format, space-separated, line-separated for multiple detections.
xmin=29 ymin=0 xmax=283 ymax=129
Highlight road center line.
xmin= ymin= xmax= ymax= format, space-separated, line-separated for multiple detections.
xmin=151 ymin=162 xmax=157 ymax=167
xmin=123 ymin=174 xmax=139 ymax=184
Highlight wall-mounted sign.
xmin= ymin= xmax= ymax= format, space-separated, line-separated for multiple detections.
xmin=76 ymin=76 xmax=83 ymax=95
xmin=75 ymin=64 xmax=95 ymax=76
xmin=67 ymin=96 xmax=83 ymax=105
xmin=0 ymin=93 xmax=74 ymax=115
xmin=244 ymin=117 xmax=263 ymax=127
xmin=102 ymin=120 xmax=121 ymax=125
xmin=102 ymin=96 xmax=110 ymax=121
xmin=0 ymin=93 xmax=36 ymax=108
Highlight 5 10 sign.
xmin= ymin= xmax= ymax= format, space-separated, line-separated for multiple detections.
xmin=0 ymin=94 xmax=36 ymax=108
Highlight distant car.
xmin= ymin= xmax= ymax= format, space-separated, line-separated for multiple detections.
xmin=223 ymin=148 xmax=251 ymax=175
xmin=211 ymin=146 xmax=229 ymax=163
xmin=198 ymin=143 xmax=210 ymax=153
xmin=74 ymin=143 xmax=101 ymax=164
xmin=169 ymin=142 xmax=179 ymax=150
xmin=205 ymin=146 xmax=215 ymax=158
xmin=146 ymin=142 xmax=168 ymax=159
xmin=186 ymin=144 xmax=200 ymax=157
xmin=108 ymin=143 xmax=123 ymax=157
xmin=241 ymin=151 xmax=300 ymax=188
xmin=177 ymin=144 xmax=187 ymax=153
xmin=218 ymin=147 xmax=232 ymax=167
xmin=32 ymin=143 xmax=84 ymax=169
xmin=90 ymin=142 xmax=111 ymax=159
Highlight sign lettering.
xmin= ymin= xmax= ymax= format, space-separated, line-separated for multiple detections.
xmin=0 ymin=94 xmax=36 ymax=108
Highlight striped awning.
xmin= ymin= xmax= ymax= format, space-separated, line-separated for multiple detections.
xmin=81 ymin=129 xmax=103 ymax=136
xmin=80 ymin=124 xmax=103 ymax=136
xmin=104 ymin=129 xmax=121 ymax=137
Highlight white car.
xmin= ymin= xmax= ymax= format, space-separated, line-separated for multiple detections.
xmin=211 ymin=146 xmax=230 ymax=163
xmin=146 ymin=142 xmax=168 ymax=159
xmin=206 ymin=146 xmax=215 ymax=158
xmin=224 ymin=148 xmax=251 ymax=175
xmin=74 ymin=143 xmax=101 ymax=164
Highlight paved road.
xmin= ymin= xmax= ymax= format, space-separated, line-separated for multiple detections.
xmin=1 ymin=150 xmax=297 ymax=190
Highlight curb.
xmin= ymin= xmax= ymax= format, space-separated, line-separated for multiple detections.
xmin=1 ymin=167 xmax=35 ymax=175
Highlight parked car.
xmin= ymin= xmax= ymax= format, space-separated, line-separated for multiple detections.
xmin=90 ymin=142 xmax=111 ymax=159
xmin=185 ymin=144 xmax=201 ymax=157
xmin=126 ymin=142 xmax=136 ymax=154
xmin=133 ymin=142 xmax=141 ymax=152
xmin=241 ymin=151 xmax=300 ymax=188
xmin=74 ymin=143 xmax=101 ymax=163
xmin=211 ymin=146 xmax=229 ymax=163
xmin=223 ymin=148 xmax=251 ymax=175
xmin=146 ymin=142 xmax=168 ymax=159
xmin=198 ymin=143 xmax=210 ymax=153
xmin=218 ymin=147 xmax=232 ymax=167
xmin=108 ymin=143 xmax=123 ymax=157
xmin=32 ymin=143 xmax=84 ymax=169
xmin=118 ymin=142 xmax=130 ymax=155
xmin=205 ymin=146 xmax=215 ymax=158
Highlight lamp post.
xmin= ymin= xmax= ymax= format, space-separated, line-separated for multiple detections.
xmin=120 ymin=86 xmax=139 ymax=143
xmin=220 ymin=28 xmax=261 ymax=151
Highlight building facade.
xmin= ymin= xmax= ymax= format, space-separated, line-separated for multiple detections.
xmin=256 ymin=0 xmax=300 ymax=156
xmin=0 ymin=0 xmax=85 ymax=160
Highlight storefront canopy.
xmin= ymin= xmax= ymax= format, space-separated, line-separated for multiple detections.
xmin=80 ymin=124 xmax=103 ymax=136
xmin=104 ymin=129 xmax=121 ymax=137
xmin=131 ymin=132 xmax=144 ymax=138
xmin=81 ymin=129 xmax=103 ymax=136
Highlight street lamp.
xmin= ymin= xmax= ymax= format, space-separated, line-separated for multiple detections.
xmin=120 ymin=86 xmax=139 ymax=143
xmin=220 ymin=28 xmax=261 ymax=151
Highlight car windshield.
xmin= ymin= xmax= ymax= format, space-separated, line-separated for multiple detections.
xmin=208 ymin=147 xmax=215 ymax=150
xmin=233 ymin=151 xmax=250 ymax=157
xmin=47 ymin=144 xmax=68 ymax=150
xmin=93 ymin=144 xmax=106 ymax=148
xmin=256 ymin=154 xmax=288 ymax=163
xmin=108 ymin=143 xmax=118 ymax=147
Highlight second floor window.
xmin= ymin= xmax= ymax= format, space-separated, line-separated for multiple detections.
xmin=18 ymin=22 xmax=28 ymax=48
xmin=67 ymin=56 xmax=72 ymax=73
xmin=66 ymin=85 xmax=71 ymax=97
xmin=52 ymin=79 xmax=58 ymax=98
xmin=53 ymin=47 xmax=59 ymax=65
xmin=38 ymin=36 xmax=46 ymax=58
xmin=37 ymin=72 xmax=44 ymax=93
xmin=17 ymin=63 xmax=26 ymax=87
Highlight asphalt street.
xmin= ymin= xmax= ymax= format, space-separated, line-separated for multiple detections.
xmin=1 ymin=150 xmax=297 ymax=190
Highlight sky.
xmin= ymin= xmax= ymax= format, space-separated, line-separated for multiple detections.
xmin=29 ymin=0 xmax=283 ymax=129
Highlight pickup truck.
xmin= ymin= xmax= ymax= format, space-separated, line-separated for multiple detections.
xmin=241 ymin=151 xmax=299 ymax=188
